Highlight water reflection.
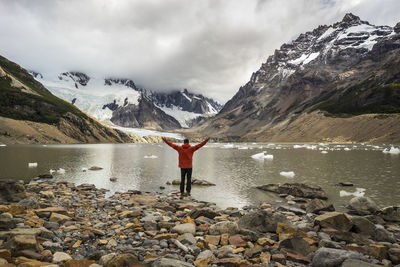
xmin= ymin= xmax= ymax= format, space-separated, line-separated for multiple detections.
xmin=0 ymin=143 xmax=399 ymax=209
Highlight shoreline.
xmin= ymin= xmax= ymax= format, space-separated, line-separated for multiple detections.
xmin=0 ymin=178 xmax=399 ymax=266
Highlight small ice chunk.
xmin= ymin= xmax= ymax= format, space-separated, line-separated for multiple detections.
xmin=344 ymin=148 xmax=351 ymax=151
xmin=238 ymin=146 xmax=249 ymax=150
xmin=144 ymin=155 xmax=158 ymax=159
xmin=0 ymin=144 xmax=7 ymax=147
xmin=223 ymin=144 xmax=234 ymax=148
xmin=293 ymin=145 xmax=305 ymax=149
xmin=82 ymin=167 xmax=88 ymax=172
xmin=382 ymin=146 xmax=400 ymax=155
xmin=49 ymin=169 xmax=56 ymax=174
xmin=340 ymin=188 xmax=365 ymax=197
xmin=251 ymin=151 xmax=273 ymax=160
xmin=321 ymin=151 xmax=328 ymax=154
xmin=280 ymin=171 xmax=295 ymax=178
xmin=57 ymin=168 xmax=65 ymax=174
xmin=28 ymin=162 xmax=38 ymax=168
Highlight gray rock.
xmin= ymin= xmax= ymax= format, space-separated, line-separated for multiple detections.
xmin=172 ymin=223 xmax=196 ymax=235
xmin=379 ymin=206 xmax=400 ymax=222
xmin=341 ymin=259 xmax=381 ymax=267
xmin=52 ymin=252 xmax=72 ymax=264
xmin=188 ymin=208 xmax=219 ymax=219
xmin=147 ymin=257 xmax=194 ymax=267
xmin=99 ymin=253 xmax=117 ymax=266
xmin=257 ymin=183 xmax=328 ymax=199
xmin=318 ymin=239 xmax=343 ymax=249
xmin=278 ymin=205 xmax=306 ymax=215
xmin=348 ymin=197 xmax=378 ymax=215
xmin=352 ymin=216 xmax=376 ymax=237
xmin=208 ymin=221 xmax=239 ymax=235
xmin=279 ymin=236 xmax=312 ymax=256
xmin=238 ymin=209 xmax=286 ymax=233
xmin=0 ymin=217 xmax=16 ymax=230
xmin=374 ymin=224 xmax=395 ymax=243
xmin=312 ymin=248 xmax=365 ymax=267
xmin=306 ymin=199 xmax=335 ymax=214
xmin=389 ymin=248 xmax=400 ymax=264
xmin=0 ymin=181 xmax=27 ymax=202
xmin=44 ymin=221 xmax=60 ymax=231
xmin=178 ymin=233 xmax=196 ymax=245
xmin=196 ymin=250 xmax=216 ymax=261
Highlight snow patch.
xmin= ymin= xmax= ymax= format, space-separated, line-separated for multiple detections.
xmin=157 ymin=105 xmax=202 ymax=128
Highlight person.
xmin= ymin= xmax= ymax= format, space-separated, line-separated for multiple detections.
xmin=162 ymin=137 xmax=210 ymax=197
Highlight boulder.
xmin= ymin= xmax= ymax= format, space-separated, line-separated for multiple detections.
xmin=0 ymin=217 xmax=16 ymax=230
xmin=279 ymin=236 xmax=312 ymax=256
xmin=52 ymin=252 xmax=72 ymax=264
xmin=257 ymin=183 xmax=327 ymax=199
xmin=146 ymin=257 xmax=193 ymax=267
xmin=237 ymin=210 xmax=286 ymax=233
xmin=171 ymin=178 xmax=215 ymax=186
xmin=63 ymin=260 xmax=96 ymax=267
xmin=171 ymin=223 xmax=196 ymax=235
xmin=4 ymin=235 xmax=39 ymax=254
xmin=49 ymin=213 xmax=71 ymax=224
xmin=312 ymin=247 xmax=364 ymax=267
xmin=208 ymin=221 xmax=239 ymax=235
xmin=276 ymin=223 xmax=312 ymax=241
xmin=374 ymin=224 xmax=395 ymax=243
xmin=347 ymin=196 xmax=378 ymax=215
xmin=0 ymin=181 xmax=27 ymax=203
xmin=341 ymin=259 xmax=381 ymax=267
xmin=352 ymin=216 xmax=376 ymax=237
xmin=188 ymin=208 xmax=219 ymax=219
xmin=378 ymin=206 xmax=400 ymax=222
xmin=306 ymin=199 xmax=335 ymax=214
xmin=389 ymin=248 xmax=400 ymax=264
xmin=314 ymin=212 xmax=353 ymax=232
xmin=105 ymin=254 xmax=141 ymax=267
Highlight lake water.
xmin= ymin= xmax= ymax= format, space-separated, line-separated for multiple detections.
xmin=0 ymin=143 xmax=399 ymax=210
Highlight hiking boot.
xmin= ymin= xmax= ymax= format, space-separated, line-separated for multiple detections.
xmin=187 ymin=192 xmax=191 ymax=196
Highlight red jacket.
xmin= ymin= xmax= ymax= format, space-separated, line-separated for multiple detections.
xmin=163 ymin=138 xmax=209 ymax=168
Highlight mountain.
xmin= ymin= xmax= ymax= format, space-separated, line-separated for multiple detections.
xmin=195 ymin=14 xmax=400 ymax=143
xmin=0 ymin=55 xmax=143 ymax=144
xmin=31 ymin=72 xmax=222 ymax=129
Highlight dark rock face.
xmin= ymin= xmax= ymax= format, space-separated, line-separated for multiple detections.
xmin=257 ymin=183 xmax=328 ymax=199
xmin=197 ymin=13 xmax=400 ymax=141
xmin=0 ymin=181 xmax=27 ymax=203
xmin=110 ymin=96 xmax=181 ymax=130
xmin=59 ymin=72 xmax=90 ymax=87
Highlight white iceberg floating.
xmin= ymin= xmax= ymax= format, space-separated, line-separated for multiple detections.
xmin=57 ymin=168 xmax=66 ymax=174
xmin=0 ymin=144 xmax=6 ymax=147
xmin=340 ymin=188 xmax=365 ymax=197
xmin=144 ymin=155 xmax=158 ymax=159
xmin=222 ymin=144 xmax=235 ymax=148
xmin=382 ymin=146 xmax=400 ymax=155
xmin=321 ymin=151 xmax=328 ymax=154
xmin=280 ymin=171 xmax=295 ymax=178
xmin=49 ymin=169 xmax=56 ymax=174
xmin=237 ymin=146 xmax=249 ymax=150
xmin=28 ymin=162 xmax=38 ymax=168
xmin=251 ymin=151 xmax=273 ymax=160
xmin=293 ymin=144 xmax=306 ymax=149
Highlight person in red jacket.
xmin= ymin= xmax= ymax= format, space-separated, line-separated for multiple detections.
xmin=162 ymin=137 xmax=209 ymax=196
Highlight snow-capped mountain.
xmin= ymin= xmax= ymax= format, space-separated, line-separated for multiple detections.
xmin=30 ymin=71 xmax=221 ymax=129
xmin=196 ymin=13 xmax=400 ymax=142
xmin=149 ymin=89 xmax=223 ymax=127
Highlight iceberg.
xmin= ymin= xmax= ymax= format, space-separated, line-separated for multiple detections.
xmin=28 ymin=162 xmax=38 ymax=168
xmin=251 ymin=151 xmax=273 ymax=160
xmin=382 ymin=146 xmax=400 ymax=155
xmin=280 ymin=171 xmax=295 ymax=178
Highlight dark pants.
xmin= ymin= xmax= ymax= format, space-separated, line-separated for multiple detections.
xmin=180 ymin=168 xmax=192 ymax=194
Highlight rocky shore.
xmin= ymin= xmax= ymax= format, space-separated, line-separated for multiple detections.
xmin=0 ymin=179 xmax=399 ymax=267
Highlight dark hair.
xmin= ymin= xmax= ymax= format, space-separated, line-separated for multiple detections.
xmin=184 ymin=139 xmax=189 ymax=144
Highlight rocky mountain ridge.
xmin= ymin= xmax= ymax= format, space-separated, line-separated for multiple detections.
xmin=31 ymin=72 xmax=222 ymax=129
xmin=0 ymin=55 xmax=145 ymax=144
xmin=195 ymin=13 xmax=400 ymax=142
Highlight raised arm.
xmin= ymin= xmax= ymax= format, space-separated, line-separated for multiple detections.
xmin=192 ymin=138 xmax=210 ymax=151
xmin=162 ymin=137 xmax=179 ymax=150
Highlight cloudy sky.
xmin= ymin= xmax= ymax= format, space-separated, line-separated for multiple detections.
xmin=0 ymin=0 xmax=399 ymax=103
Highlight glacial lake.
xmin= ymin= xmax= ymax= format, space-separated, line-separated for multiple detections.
xmin=0 ymin=143 xmax=399 ymax=210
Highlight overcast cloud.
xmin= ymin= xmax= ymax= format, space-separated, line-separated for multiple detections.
xmin=0 ymin=0 xmax=399 ymax=102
